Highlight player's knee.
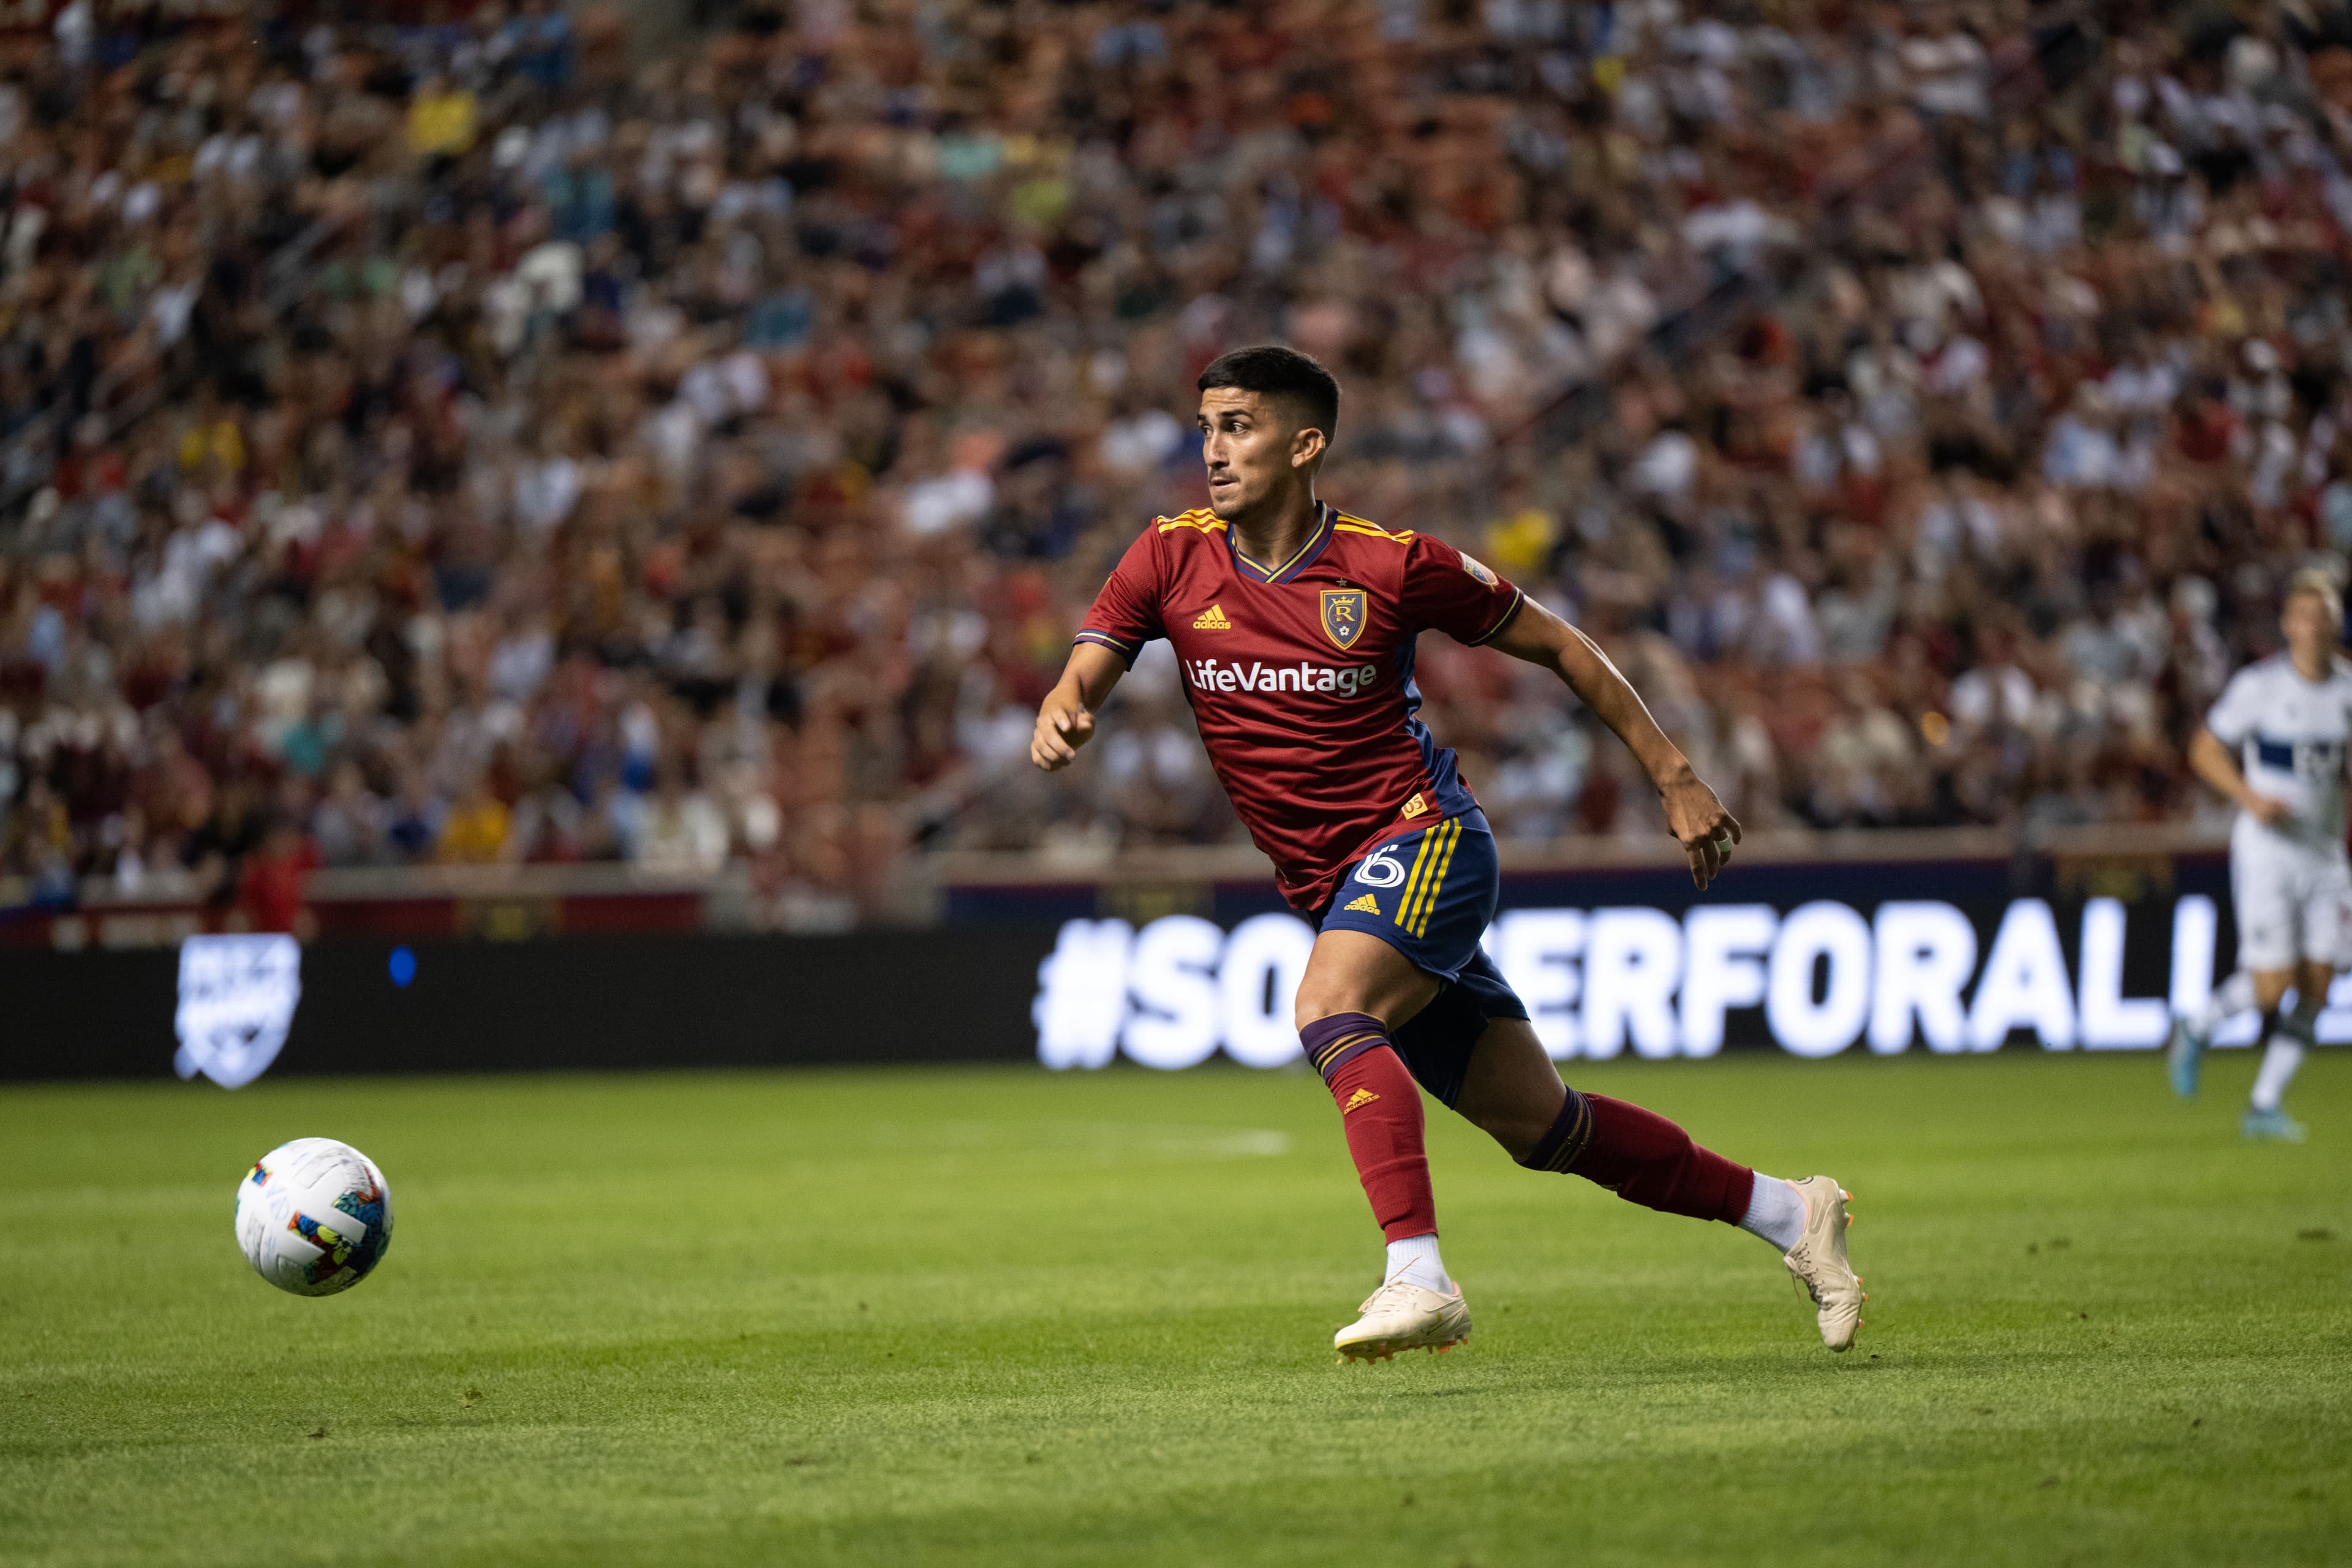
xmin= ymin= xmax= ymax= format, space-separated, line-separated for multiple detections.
xmin=2250 ymin=968 xmax=2294 ymax=1014
xmin=1296 ymin=1010 xmax=1396 ymax=1086
xmin=2282 ymin=979 xmax=2326 ymax=1038
xmin=1294 ymin=984 xmax=1370 ymax=1033
xmin=1449 ymin=1019 xmax=1565 ymax=1161
xmin=1507 ymin=1082 xmax=1593 ymax=1171
xmin=1483 ymin=1110 xmax=1553 ymax=1164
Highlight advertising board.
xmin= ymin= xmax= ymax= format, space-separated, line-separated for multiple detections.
xmin=5 ymin=840 xmax=2315 ymax=1086
xmin=1028 ymin=854 xmax=2335 ymax=1068
xmin=0 ymin=929 xmax=1055 ymax=1082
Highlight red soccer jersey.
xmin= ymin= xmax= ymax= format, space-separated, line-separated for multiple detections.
xmin=1076 ymin=501 xmax=1526 ymax=911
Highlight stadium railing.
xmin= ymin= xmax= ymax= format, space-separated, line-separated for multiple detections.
xmin=0 ymin=821 xmax=2230 ymax=950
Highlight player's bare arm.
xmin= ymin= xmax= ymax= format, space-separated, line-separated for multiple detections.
xmin=1487 ymin=598 xmax=1743 ymax=888
xmin=1031 ymin=642 xmax=1127 ymax=771
xmin=2187 ymin=725 xmax=2292 ymax=827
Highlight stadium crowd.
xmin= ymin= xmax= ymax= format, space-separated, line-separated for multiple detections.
xmin=3 ymin=0 xmax=2352 ymax=926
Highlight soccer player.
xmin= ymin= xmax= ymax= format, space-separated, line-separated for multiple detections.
xmin=1031 ymin=347 xmax=1864 ymax=1360
xmin=2167 ymin=567 xmax=2352 ymax=1142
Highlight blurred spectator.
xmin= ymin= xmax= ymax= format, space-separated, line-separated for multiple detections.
xmin=386 ymin=772 xmax=444 ymax=864
xmin=635 ymin=763 xmax=727 ymax=875
xmin=312 ymin=761 xmax=386 ymax=869
xmin=439 ymin=772 xmax=513 ymax=865
xmin=236 ymin=816 xmax=318 ymax=938
xmin=3 ymin=0 xmax=2352 ymax=935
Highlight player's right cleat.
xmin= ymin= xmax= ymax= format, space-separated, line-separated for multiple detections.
xmin=2166 ymin=1014 xmax=2208 ymax=1099
xmin=1333 ymin=1278 xmax=1471 ymax=1362
xmin=2241 ymin=1107 xmax=2308 ymax=1142
xmin=1782 ymin=1175 xmax=1864 ymax=1352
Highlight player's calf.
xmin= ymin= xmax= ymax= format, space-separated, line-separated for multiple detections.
xmin=1300 ymin=1012 xmax=1472 ymax=1360
xmin=1514 ymin=1084 xmax=1864 ymax=1350
xmin=2171 ymin=968 xmax=2255 ymax=1097
xmin=1302 ymin=1012 xmax=1438 ymax=1243
xmin=1518 ymin=1088 xmax=1752 ymax=1223
xmin=2247 ymin=982 xmax=2320 ymax=1134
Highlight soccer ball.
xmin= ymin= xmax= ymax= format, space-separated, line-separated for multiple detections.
xmin=234 ymin=1137 xmax=394 ymax=1297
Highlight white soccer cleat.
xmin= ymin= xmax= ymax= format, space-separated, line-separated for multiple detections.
xmin=1333 ymin=1278 xmax=1471 ymax=1363
xmin=1782 ymin=1175 xmax=1864 ymax=1352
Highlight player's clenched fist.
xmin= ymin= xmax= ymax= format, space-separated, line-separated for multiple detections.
xmin=1030 ymin=697 xmax=1096 ymax=771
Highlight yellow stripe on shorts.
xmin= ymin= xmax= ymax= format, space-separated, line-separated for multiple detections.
xmin=1397 ymin=818 xmax=1457 ymax=936
xmin=1393 ymin=827 xmax=1441 ymax=931
xmin=1413 ymin=820 xmax=1463 ymax=938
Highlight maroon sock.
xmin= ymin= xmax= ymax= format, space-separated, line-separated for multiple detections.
xmin=1550 ymin=1091 xmax=1754 ymax=1224
xmin=1301 ymin=1012 xmax=1438 ymax=1242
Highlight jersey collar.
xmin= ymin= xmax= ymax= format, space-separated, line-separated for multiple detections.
xmin=1227 ymin=501 xmax=1334 ymax=584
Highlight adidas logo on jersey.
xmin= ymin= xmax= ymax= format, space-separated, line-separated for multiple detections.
xmin=1192 ymin=603 xmax=1232 ymax=629
xmin=1344 ymin=893 xmax=1381 ymax=914
xmin=1342 ymin=1088 xmax=1380 ymax=1113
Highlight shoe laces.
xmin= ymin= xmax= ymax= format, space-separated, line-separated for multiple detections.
xmin=1786 ymin=1244 xmax=1847 ymax=1309
xmin=1360 ymin=1276 xmax=1430 ymax=1315
xmin=1788 ymin=1267 xmax=1823 ymax=1309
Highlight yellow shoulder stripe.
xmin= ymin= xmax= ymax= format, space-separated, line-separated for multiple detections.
xmin=1156 ymin=508 xmax=1227 ymax=535
xmin=1334 ymin=513 xmax=1414 ymax=543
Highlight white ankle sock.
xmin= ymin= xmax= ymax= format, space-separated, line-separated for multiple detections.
xmin=1738 ymin=1175 xmax=1807 ymax=1253
xmin=1385 ymin=1232 xmax=1451 ymax=1292
xmin=2251 ymin=1036 xmax=2307 ymax=1112
xmin=2192 ymin=969 xmax=2258 ymax=1035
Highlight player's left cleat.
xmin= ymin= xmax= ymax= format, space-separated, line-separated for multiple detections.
xmin=1333 ymin=1278 xmax=1471 ymax=1363
xmin=1782 ymin=1175 xmax=1864 ymax=1352
xmin=2166 ymin=1014 xmax=2208 ymax=1099
xmin=2241 ymin=1107 xmax=2308 ymax=1143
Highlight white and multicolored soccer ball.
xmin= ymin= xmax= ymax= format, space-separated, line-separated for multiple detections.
xmin=234 ymin=1137 xmax=394 ymax=1297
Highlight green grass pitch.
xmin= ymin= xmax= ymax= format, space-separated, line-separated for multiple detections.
xmin=2 ymin=1050 xmax=2348 ymax=1566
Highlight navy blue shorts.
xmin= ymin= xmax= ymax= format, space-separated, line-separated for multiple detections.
xmin=1316 ymin=809 xmax=1529 ymax=1107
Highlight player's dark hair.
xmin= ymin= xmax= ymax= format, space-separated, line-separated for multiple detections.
xmin=1197 ymin=345 xmax=1340 ymax=442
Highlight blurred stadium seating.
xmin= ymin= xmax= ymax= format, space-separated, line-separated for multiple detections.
xmin=1 ymin=0 xmax=2347 ymax=933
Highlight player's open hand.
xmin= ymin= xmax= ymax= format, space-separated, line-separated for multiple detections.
xmin=1031 ymin=697 xmax=1096 ymax=771
xmin=1660 ymin=768 xmax=1742 ymax=889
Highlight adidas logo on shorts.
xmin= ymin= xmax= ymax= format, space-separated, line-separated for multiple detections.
xmin=1344 ymin=893 xmax=1381 ymax=914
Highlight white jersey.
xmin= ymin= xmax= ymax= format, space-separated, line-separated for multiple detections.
xmin=2205 ymin=654 xmax=2352 ymax=849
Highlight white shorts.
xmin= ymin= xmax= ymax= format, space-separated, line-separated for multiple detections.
xmin=2230 ymin=823 xmax=2352 ymax=971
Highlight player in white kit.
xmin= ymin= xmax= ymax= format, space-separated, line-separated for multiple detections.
xmin=2167 ymin=568 xmax=2352 ymax=1140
